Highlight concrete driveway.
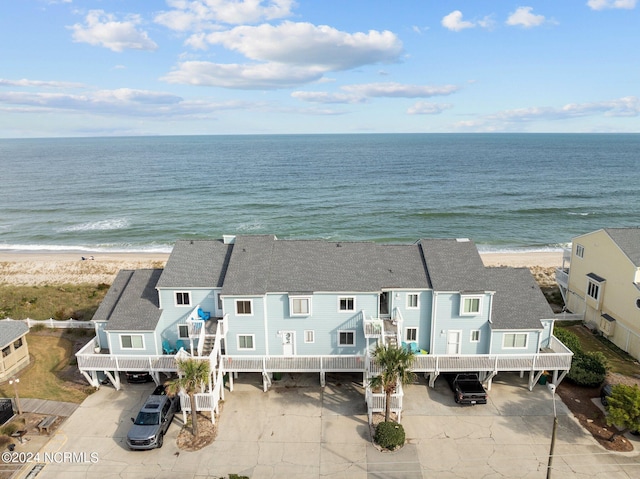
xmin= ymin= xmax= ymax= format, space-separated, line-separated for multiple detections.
xmin=29 ymin=372 xmax=640 ymax=479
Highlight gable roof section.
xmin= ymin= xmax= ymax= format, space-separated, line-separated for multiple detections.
xmin=222 ymin=236 xmax=430 ymax=295
xmin=488 ymin=267 xmax=552 ymax=330
xmin=419 ymin=238 xmax=488 ymax=291
xmin=101 ymin=269 xmax=163 ymax=331
xmin=157 ymin=239 xmax=232 ymax=288
xmin=0 ymin=321 xmax=29 ymax=348
xmin=605 ymin=228 xmax=640 ymax=266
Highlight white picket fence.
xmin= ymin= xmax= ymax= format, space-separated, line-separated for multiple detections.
xmin=0 ymin=317 xmax=94 ymax=329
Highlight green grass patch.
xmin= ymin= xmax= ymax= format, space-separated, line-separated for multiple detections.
xmin=0 ymin=333 xmax=89 ymax=403
xmin=0 ymin=283 xmax=109 ymax=320
xmin=557 ymin=324 xmax=640 ymax=377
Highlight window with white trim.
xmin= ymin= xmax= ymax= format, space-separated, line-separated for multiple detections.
xmin=2 ymin=346 xmax=10 ymax=357
xmin=470 ymin=330 xmax=481 ymax=342
xmin=407 ymin=293 xmax=419 ymax=309
xmin=587 ymin=281 xmax=600 ymax=301
xmin=237 ymin=334 xmax=255 ymax=350
xmin=338 ymin=296 xmax=355 ymax=312
xmin=13 ymin=338 xmax=23 ymax=349
xmin=576 ymin=244 xmax=584 ymax=258
xmin=460 ymin=295 xmax=482 ymax=315
xmin=405 ymin=327 xmax=418 ymax=342
xmin=175 ymin=291 xmax=191 ymax=306
xmin=236 ymin=300 xmax=253 ymax=315
xmin=338 ymin=330 xmax=355 ymax=346
xmin=503 ymin=333 xmax=528 ymax=349
xmin=177 ymin=324 xmax=189 ymax=339
xmin=290 ymin=296 xmax=311 ymax=316
xmin=120 ymin=334 xmax=144 ymax=350
xmin=304 ymin=330 xmax=315 ymax=343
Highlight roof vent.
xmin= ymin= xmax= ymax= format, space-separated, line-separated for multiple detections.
xmin=456 ymin=238 xmax=470 ymax=242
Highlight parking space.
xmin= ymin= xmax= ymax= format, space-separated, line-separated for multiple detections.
xmin=31 ymin=372 xmax=640 ymax=479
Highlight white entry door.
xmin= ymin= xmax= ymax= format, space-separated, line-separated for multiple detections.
xmin=282 ymin=331 xmax=295 ymax=356
xmin=446 ymin=331 xmax=461 ymax=354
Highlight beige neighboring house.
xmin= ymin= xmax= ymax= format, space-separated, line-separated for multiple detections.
xmin=556 ymin=228 xmax=640 ymax=360
xmin=0 ymin=321 xmax=30 ymax=381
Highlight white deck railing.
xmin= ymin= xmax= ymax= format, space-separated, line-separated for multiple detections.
xmin=555 ymin=268 xmax=569 ymax=289
xmin=77 ymin=334 xmax=572 ymax=374
xmin=365 ymin=383 xmax=404 ymax=423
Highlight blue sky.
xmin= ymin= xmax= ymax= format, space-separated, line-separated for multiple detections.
xmin=1 ymin=0 xmax=639 ymax=137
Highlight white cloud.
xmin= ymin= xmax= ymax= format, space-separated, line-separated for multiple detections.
xmin=0 ymin=87 xmax=253 ymax=117
xmin=192 ymin=22 xmax=402 ymax=70
xmin=291 ymin=91 xmax=366 ymax=104
xmin=162 ymin=61 xmax=325 ymax=89
xmin=407 ymin=101 xmax=453 ymax=115
xmin=506 ymin=7 xmax=546 ymax=28
xmin=155 ymin=0 xmax=296 ymax=31
xmin=587 ymin=0 xmax=636 ymax=10
xmin=441 ymin=11 xmax=475 ymax=31
xmin=489 ymin=96 xmax=640 ymax=121
xmin=69 ymin=10 xmax=158 ymax=52
xmin=0 ymin=78 xmax=86 ymax=89
xmin=165 ymin=22 xmax=403 ymax=89
xmin=292 ymin=82 xmax=459 ymax=104
xmin=342 ymin=82 xmax=459 ymax=98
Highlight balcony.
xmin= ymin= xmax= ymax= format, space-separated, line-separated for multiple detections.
xmin=555 ymin=267 xmax=569 ymax=290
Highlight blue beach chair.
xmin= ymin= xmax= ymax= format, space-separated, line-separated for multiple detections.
xmin=162 ymin=339 xmax=176 ymax=355
xmin=197 ymin=308 xmax=211 ymax=321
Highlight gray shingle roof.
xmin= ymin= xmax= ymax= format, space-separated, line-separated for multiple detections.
xmin=487 ymin=267 xmax=553 ymax=330
xmin=419 ymin=238 xmax=489 ymax=291
xmin=605 ymin=228 xmax=640 ymax=266
xmin=222 ymin=236 xmax=430 ymax=295
xmin=0 ymin=321 xmax=29 ymax=348
xmin=100 ymin=269 xmax=163 ymax=331
xmin=156 ymin=239 xmax=232 ymax=288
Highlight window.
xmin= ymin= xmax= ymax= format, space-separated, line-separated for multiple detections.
xmin=177 ymin=324 xmax=189 ymax=339
xmin=237 ymin=334 xmax=255 ymax=350
xmin=236 ymin=300 xmax=252 ymax=315
xmin=338 ymin=297 xmax=355 ymax=312
xmin=290 ymin=296 xmax=311 ymax=316
xmin=175 ymin=291 xmax=191 ymax=306
xmin=13 ymin=338 xmax=23 ymax=349
xmin=460 ymin=295 xmax=482 ymax=315
xmin=2 ymin=346 xmax=10 ymax=357
xmin=405 ymin=327 xmax=418 ymax=342
xmin=407 ymin=293 xmax=419 ymax=309
xmin=304 ymin=330 xmax=315 ymax=343
xmin=120 ymin=334 xmax=144 ymax=350
xmin=217 ymin=294 xmax=223 ymax=311
xmin=503 ymin=333 xmax=528 ymax=349
xmin=576 ymin=244 xmax=584 ymax=258
xmin=470 ymin=330 xmax=481 ymax=342
xmin=338 ymin=330 xmax=355 ymax=346
xmin=587 ymin=281 xmax=600 ymax=300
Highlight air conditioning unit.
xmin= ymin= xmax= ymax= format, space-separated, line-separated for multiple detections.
xmin=599 ymin=313 xmax=616 ymax=336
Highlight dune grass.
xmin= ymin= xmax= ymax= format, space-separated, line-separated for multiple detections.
xmin=0 ymin=283 xmax=109 ymax=320
xmin=0 ymin=333 xmax=90 ymax=404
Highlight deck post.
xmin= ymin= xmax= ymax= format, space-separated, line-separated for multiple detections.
xmin=320 ymin=371 xmax=326 ymax=387
xmin=228 ymin=371 xmax=234 ymax=392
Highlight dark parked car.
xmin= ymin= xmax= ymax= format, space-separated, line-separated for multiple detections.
xmin=444 ymin=373 xmax=488 ymax=405
xmin=126 ymin=371 xmax=152 ymax=383
xmin=127 ymin=394 xmax=178 ymax=450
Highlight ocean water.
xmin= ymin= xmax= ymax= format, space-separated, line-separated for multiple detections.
xmin=0 ymin=133 xmax=638 ymax=254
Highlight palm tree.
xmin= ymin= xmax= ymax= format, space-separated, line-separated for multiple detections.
xmin=165 ymin=358 xmax=211 ymax=437
xmin=369 ymin=343 xmax=416 ymax=422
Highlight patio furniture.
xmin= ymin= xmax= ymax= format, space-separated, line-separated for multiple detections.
xmin=197 ymin=308 xmax=211 ymax=321
xmin=162 ymin=340 xmax=176 ymax=355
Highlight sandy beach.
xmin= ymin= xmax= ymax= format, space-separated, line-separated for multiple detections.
xmin=0 ymin=250 xmax=563 ymax=287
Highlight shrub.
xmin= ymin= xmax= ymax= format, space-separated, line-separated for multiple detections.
xmin=567 ymin=351 xmax=607 ymax=387
xmin=0 ymin=435 xmax=13 ymax=449
xmin=374 ymin=421 xmax=405 ymax=450
xmin=554 ymin=328 xmax=583 ymax=355
xmin=0 ymin=423 xmax=19 ymax=436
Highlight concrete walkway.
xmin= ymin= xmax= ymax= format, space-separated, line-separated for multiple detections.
xmin=26 ymin=373 xmax=640 ymax=478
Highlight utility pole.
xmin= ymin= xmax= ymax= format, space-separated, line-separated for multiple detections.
xmin=547 ymin=383 xmax=558 ymax=479
xmin=9 ymin=377 xmax=21 ymax=415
